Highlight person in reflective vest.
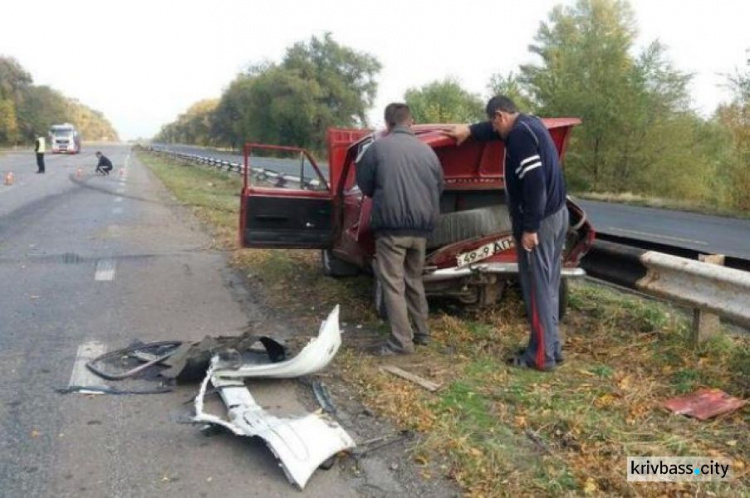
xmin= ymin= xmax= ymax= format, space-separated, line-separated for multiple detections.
xmin=35 ymin=135 xmax=45 ymax=174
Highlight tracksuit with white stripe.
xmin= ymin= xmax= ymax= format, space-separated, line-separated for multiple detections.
xmin=470 ymin=114 xmax=569 ymax=370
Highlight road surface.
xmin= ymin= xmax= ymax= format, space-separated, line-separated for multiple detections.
xmin=0 ymin=146 xmax=357 ymax=497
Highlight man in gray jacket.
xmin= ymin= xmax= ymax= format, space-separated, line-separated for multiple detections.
xmin=356 ymin=103 xmax=444 ymax=355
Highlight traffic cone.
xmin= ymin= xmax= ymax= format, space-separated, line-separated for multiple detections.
xmin=4 ymin=171 xmax=14 ymax=186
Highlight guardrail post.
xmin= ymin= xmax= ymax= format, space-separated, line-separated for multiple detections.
xmin=691 ymin=254 xmax=725 ymax=344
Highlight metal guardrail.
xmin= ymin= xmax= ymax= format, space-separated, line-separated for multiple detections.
xmin=144 ymin=145 xmax=321 ymax=189
xmin=595 ymin=232 xmax=750 ymax=273
xmin=582 ymin=240 xmax=750 ymax=330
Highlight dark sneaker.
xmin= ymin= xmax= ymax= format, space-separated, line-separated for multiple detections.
xmin=517 ymin=347 xmax=565 ymax=365
xmin=413 ymin=334 xmax=430 ymax=346
xmin=506 ymin=354 xmax=556 ymax=372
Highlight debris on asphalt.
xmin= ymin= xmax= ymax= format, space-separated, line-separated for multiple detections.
xmin=312 ymin=380 xmax=337 ymax=414
xmin=662 ymin=388 xmax=747 ymax=420
xmin=82 ymin=332 xmax=289 ymax=387
xmin=86 ymin=341 xmax=182 ymax=381
xmin=380 ymin=365 xmax=442 ymax=392
xmin=57 ymin=385 xmax=173 ymax=395
xmin=192 ymin=305 xmax=356 ymax=490
xmin=351 ymin=430 xmax=413 ymax=459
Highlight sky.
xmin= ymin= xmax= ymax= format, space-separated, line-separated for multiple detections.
xmin=1 ymin=0 xmax=748 ymax=140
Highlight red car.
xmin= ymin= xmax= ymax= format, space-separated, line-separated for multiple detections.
xmin=239 ymin=120 xmax=595 ymax=317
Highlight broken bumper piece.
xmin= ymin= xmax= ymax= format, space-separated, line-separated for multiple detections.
xmin=211 ymin=304 xmax=344 ymax=380
xmin=193 ymin=305 xmax=356 ymax=489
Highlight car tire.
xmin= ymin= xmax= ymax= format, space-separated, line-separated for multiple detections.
xmin=321 ymin=249 xmax=359 ymax=278
xmin=373 ymin=276 xmax=388 ymax=320
xmin=427 ymin=205 xmax=513 ymax=249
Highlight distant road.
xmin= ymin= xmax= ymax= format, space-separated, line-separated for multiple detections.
xmin=577 ymin=199 xmax=750 ymax=260
xmin=148 ymin=144 xmax=750 ymax=261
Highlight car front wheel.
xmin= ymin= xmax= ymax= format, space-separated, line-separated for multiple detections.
xmin=321 ymin=249 xmax=359 ymax=278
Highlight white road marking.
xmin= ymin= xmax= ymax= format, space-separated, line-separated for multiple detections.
xmin=68 ymin=341 xmax=108 ymax=393
xmin=116 ymin=188 xmax=125 ymax=194
xmin=114 ymin=196 xmax=123 ymax=202
xmin=95 ymin=259 xmax=116 ymax=281
xmin=606 ymin=227 xmax=708 ymax=246
xmin=112 ymin=207 xmax=123 ymax=215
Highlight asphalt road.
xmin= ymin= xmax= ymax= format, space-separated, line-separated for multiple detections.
xmin=0 ymin=146 xmax=357 ymax=497
xmin=152 ymin=144 xmax=750 ymax=261
xmin=577 ymin=199 xmax=750 ymax=260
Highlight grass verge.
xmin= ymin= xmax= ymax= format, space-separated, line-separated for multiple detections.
xmin=577 ymin=191 xmax=750 ymax=219
xmin=139 ymin=150 xmax=749 ymax=497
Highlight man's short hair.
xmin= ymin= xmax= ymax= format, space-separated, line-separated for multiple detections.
xmin=485 ymin=96 xmax=519 ymax=118
xmin=384 ymin=103 xmax=412 ymax=128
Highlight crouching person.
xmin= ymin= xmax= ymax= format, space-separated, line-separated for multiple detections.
xmin=95 ymin=151 xmax=113 ymax=175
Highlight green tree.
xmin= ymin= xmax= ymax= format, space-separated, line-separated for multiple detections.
xmin=0 ymin=56 xmax=32 ymax=102
xmin=66 ymin=98 xmax=119 ymax=142
xmin=404 ymin=78 xmax=484 ymax=124
xmin=519 ymin=0 xmax=701 ymax=199
xmin=282 ymin=33 xmax=381 ymax=128
xmin=0 ymin=56 xmax=32 ymax=144
xmin=716 ymin=66 xmax=750 ymax=211
xmin=155 ymin=99 xmax=217 ymax=145
xmin=0 ymin=56 xmax=118 ymax=145
xmin=0 ymin=99 xmax=19 ymax=143
xmin=487 ymin=72 xmax=535 ymax=113
xmin=171 ymin=34 xmax=381 ymax=154
xmin=16 ymin=85 xmax=68 ymax=140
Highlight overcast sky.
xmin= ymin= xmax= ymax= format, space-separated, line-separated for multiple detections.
xmin=1 ymin=0 xmax=748 ymax=140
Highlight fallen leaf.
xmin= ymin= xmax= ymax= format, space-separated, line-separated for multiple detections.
xmin=617 ymin=375 xmax=632 ymax=390
xmin=583 ymin=477 xmax=598 ymax=495
xmin=30 ymin=430 xmax=41 ymax=438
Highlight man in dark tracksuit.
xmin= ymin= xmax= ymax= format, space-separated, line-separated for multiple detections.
xmin=95 ymin=151 xmax=113 ymax=175
xmin=356 ymin=103 xmax=444 ymax=355
xmin=446 ymin=96 xmax=568 ymax=371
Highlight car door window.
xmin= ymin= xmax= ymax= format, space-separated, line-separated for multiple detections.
xmin=249 ymin=149 xmax=328 ymax=191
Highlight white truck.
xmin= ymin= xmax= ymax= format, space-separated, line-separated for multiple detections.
xmin=49 ymin=123 xmax=81 ymax=154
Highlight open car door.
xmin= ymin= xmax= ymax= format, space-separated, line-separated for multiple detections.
xmin=240 ymin=144 xmax=336 ymax=249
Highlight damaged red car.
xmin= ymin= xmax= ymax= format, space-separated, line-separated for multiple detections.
xmin=239 ymin=120 xmax=595 ymax=317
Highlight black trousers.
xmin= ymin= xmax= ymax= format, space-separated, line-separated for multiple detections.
xmin=36 ymin=153 xmax=45 ymax=172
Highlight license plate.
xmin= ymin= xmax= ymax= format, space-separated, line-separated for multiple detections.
xmin=456 ymin=236 xmax=515 ymax=267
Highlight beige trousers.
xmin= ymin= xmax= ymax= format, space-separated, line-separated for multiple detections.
xmin=375 ymin=235 xmax=430 ymax=352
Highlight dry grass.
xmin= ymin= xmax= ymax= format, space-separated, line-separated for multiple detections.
xmin=140 ymin=151 xmax=749 ymax=497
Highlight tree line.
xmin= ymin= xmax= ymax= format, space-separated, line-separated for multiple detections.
xmin=0 ymin=56 xmax=119 ymax=145
xmin=154 ymin=0 xmax=748 ymax=212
